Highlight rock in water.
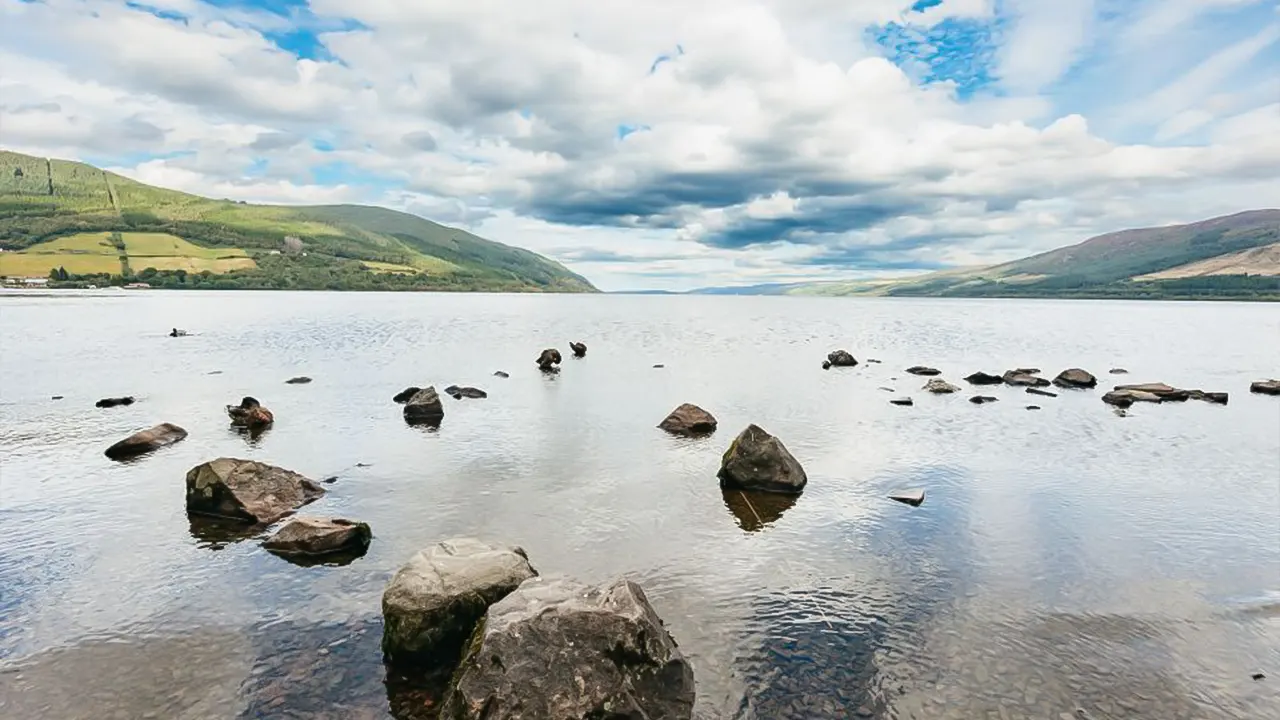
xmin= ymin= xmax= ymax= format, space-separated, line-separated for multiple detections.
xmin=890 ymin=398 xmax=914 ymax=406
xmin=964 ymin=371 xmax=1004 ymax=385
xmin=493 ymin=371 xmax=509 ymax=378
xmin=393 ymin=386 xmax=421 ymax=403
xmin=1110 ymin=368 xmax=1129 ymax=375
xmin=1026 ymin=405 xmax=1041 ymax=410
xmin=1053 ymin=368 xmax=1098 ymax=389
xmin=905 ymin=366 xmax=941 ymax=376
xmin=1250 ymin=379 xmax=1280 ymax=395
xmin=441 ymin=576 xmax=695 ymax=720
xmin=826 ymin=350 xmax=858 ymax=367
xmin=569 ymin=341 xmax=587 ymax=358
xmin=1114 ymin=383 xmax=1189 ymax=401
xmin=1002 ymin=370 xmax=1050 ymax=387
xmin=263 ymin=517 xmax=372 ymax=557
xmin=821 ymin=360 xmax=831 ymax=370
xmin=96 ymin=396 xmax=135 ymax=408
xmin=185 ymin=458 xmax=325 ymax=524
xmin=1187 ymin=390 xmax=1229 ymax=405
xmin=445 ymin=385 xmax=488 ymax=399
xmin=104 ymin=423 xmax=187 ymax=460
xmin=718 ymin=424 xmax=807 ymax=494
xmin=924 ymin=378 xmax=960 ymax=394
xmin=888 ymin=489 xmax=925 ymax=506
xmin=536 ymin=348 xmax=562 ymax=371
xmin=382 ymin=538 xmax=537 ymax=667
xmin=403 ymin=386 xmax=444 ymax=425
xmin=969 ymin=395 xmax=999 ymax=404
xmin=1027 ymin=387 xmax=1058 ymax=398
xmin=658 ymin=403 xmax=718 ymax=436
xmin=285 ymin=376 xmax=312 ymax=384
xmin=226 ymin=396 xmax=274 ymax=429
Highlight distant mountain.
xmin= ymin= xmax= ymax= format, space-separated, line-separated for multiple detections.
xmin=791 ymin=210 xmax=1280 ymax=300
xmin=687 ymin=282 xmax=805 ymax=295
xmin=0 ymin=150 xmax=596 ymax=292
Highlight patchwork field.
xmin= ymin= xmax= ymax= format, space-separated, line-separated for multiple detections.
xmin=0 ymin=232 xmax=256 ymax=277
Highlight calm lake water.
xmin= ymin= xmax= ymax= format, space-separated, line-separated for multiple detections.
xmin=1 ymin=290 xmax=1278 ymax=720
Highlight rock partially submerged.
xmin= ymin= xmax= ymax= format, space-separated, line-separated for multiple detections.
xmin=825 ymin=350 xmax=858 ymax=368
xmin=658 ymin=403 xmax=718 ymax=436
xmin=1026 ymin=405 xmax=1041 ymax=410
xmin=403 ymin=386 xmax=444 ymax=425
xmin=1114 ymin=383 xmax=1189 ymax=401
xmin=1110 ymin=368 xmax=1130 ymax=375
xmin=536 ymin=348 xmax=562 ymax=372
xmin=890 ymin=398 xmax=914 ymax=406
xmin=445 ymin=385 xmax=488 ymax=399
xmin=382 ymin=538 xmax=537 ymax=667
xmin=1053 ymin=368 xmax=1098 ymax=389
xmin=906 ymin=366 xmax=941 ymax=376
xmin=889 ymin=489 xmax=925 ymax=507
xmin=1003 ymin=370 xmax=1050 ymax=387
xmin=441 ymin=576 xmax=695 ymax=720
xmin=924 ymin=378 xmax=961 ymax=394
xmin=1026 ymin=387 xmax=1058 ymax=398
xmin=96 ymin=396 xmax=135 ymax=408
xmin=227 ymin=396 xmax=274 ymax=429
xmin=393 ymin=386 xmax=421 ymax=403
xmin=104 ymin=423 xmax=187 ymax=460
xmin=1102 ymin=389 xmax=1160 ymax=408
xmin=493 ymin=371 xmax=510 ymax=379
xmin=718 ymin=424 xmax=807 ymax=494
xmin=185 ymin=458 xmax=325 ymax=524
xmin=285 ymin=376 xmax=312 ymax=385
xmin=964 ymin=371 xmax=1004 ymax=385
xmin=1187 ymin=390 xmax=1229 ymax=405
xmin=263 ymin=517 xmax=372 ymax=557
xmin=1250 ymin=379 xmax=1280 ymax=395
xmin=569 ymin=341 xmax=587 ymax=358
xmin=969 ymin=395 xmax=999 ymax=404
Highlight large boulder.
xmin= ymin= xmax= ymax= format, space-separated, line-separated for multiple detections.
xmin=382 ymin=539 xmax=537 ymax=667
xmin=445 ymin=385 xmax=488 ymax=399
xmin=718 ymin=424 xmax=807 ymax=494
xmin=263 ymin=517 xmax=372 ymax=557
xmin=658 ymin=403 xmax=718 ymax=436
xmin=185 ymin=458 xmax=325 ymax=524
xmin=923 ymin=378 xmax=961 ymax=394
xmin=403 ymin=386 xmax=444 ymax=424
xmin=441 ymin=576 xmax=695 ymax=720
xmin=1251 ymin=379 xmax=1280 ymax=395
xmin=905 ymin=366 xmax=941 ymax=376
xmin=826 ymin=350 xmax=858 ymax=368
xmin=104 ymin=423 xmax=187 ymax=460
xmin=569 ymin=341 xmax=587 ymax=358
xmin=536 ymin=348 xmax=562 ymax=371
xmin=1053 ymin=368 xmax=1098 ymax=389
xmin=1002 ymin=370 xmax=1050 ymax=387
xmin=964 ymin=371 xmax=1004 ymax=385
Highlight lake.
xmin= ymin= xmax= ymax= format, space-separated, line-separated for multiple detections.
xmin=1 ymin=290 xmax=1277 ymax=720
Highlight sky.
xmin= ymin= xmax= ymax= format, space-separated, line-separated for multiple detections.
xmin=1 ymin=0 xmax=1278 ymax=291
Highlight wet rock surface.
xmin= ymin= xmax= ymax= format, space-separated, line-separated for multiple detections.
xmin=403 ymin=386 xmax=444 ymax=425
xmin=969 ymin=395 xmax=999 ymax=404
xmin=1249 ymin=379 xmax=1280 ymax=395
xmin=492 ymin=370 xmax=509 ymax=378
xmin=227 ymin=396 xmax=274 ymax=429
xmin=924 ymin=378 xmax=961 ymax=394
xmin=444 ymin=385 xmax=487 ymax=399
xmin=906 ymin=366 xmax=941 ymax=376
xmin=826 ymin=350 xmax=858 ymax=367
xmin=285 ymin=376 xmax=312 ymax=384
xmin=441 ymin=576 xmax=695 ymax=720
xmin=1003 ymin=370 xmax=1050 ymax=387
xmin=104 ymin=422 xmax=187 ymax=460
xmin=658 ymin=403 xmax=718 ymax=436
xmin=891 ymin=397 xmax=914 ymax=406
xmin=262 ymin=517 xmax=371 ymax=558
xmin=393 ymin=386 xmax=421 ymax=403
xmin=964 ymin=371 xmax=1004 ymax=385
xmin=889 ymin=489 xmax=925 ymax=506
xmin=718 ymin=424 xmax=808 ymax=494
xmin=96 ymin=396 xmax=135 ymax=408
xmin=185 ymin=458 xmax=325 ymax=524
xmin=381 ymin=538 xmax=537 ymax=668
xmin=1054 ymin=368 xmax=1098 ymax=389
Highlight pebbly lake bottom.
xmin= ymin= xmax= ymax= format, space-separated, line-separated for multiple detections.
xmin=1 ymin=291 xmax=1278 ymax=719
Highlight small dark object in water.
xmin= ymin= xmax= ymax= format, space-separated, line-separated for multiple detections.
xmin=866 ymin=358 xmax=881 ymax=364
xmin=1253 ymin=672 xmax=1266 ymax=680
xmin=322 ymin=476 xmax=338 ymax=484
xmin=1027 ymin=387 xmax=1057 ymax=397
xmin=888 ymin=489 xmax=924 ymax=506
xmin=821 ymin=360 xmax=831 ymax=370
xmin=393 ymin=387 xmax=421 ymax=403
xmin=51 ymin=395 xmax=64 ymax=400
xmin=569 ymin=341 xmax=586 ymax=358
xmin=536 ymin=348 xmax=562 ymax=371
xmin=493 ymin=371 xmax=510 ymax=378
xmin=905 ymin=366 xmax=941 ymax=376
xmin=96 ymin=396 xmax=135 ymax=408
xmin=227 ymin=396 xmax=273 ymax=429
xmin=826 ymin=350 xmax=857 ymax=367
xmin=653 ymin=364 xmax=665 ymax=368
xmin=1027 ymin=405 xmax=1041 ymax=410
xmin=207 ymin=370 xmax=223 ymax=375
xmin=964 ymin=371 xmax=1003 ymax=385
xmin=356 ymin=462 xmax=372 ymax=467
xmin=890 ymin=398 xmax=913 ymax=406
xmin=169 ymin=328 xmax=188 ymax=337
xmin=1110 ymin=368 xmax=1129 ymax=375
xmin=445 ymin=385 xmax=487 ymax=399
xmin=1250 ymin=379 xmax=1280 ymax=395
xmin=285 ymin=376 xmax=312 ymax=384
xmin=969 ymin=395 xmax=999 ymax=404
xmin=105 ymin=422 xmax=188 ymax=460
xmin=879 ymin=387 xmax=895 ymax=392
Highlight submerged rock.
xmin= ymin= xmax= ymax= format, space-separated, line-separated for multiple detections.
xmin=718 ymin=424 xmax=807 ymax=495
xmin=924 ymin=378 xmax=961 ymax=394
xmin=569 ymin=341 xmax=587 ymax=358
xmin=826 ymin=350 xmax=858 ymax=367
xmin=263 ymin=517 xmax=372 ymax=557
xmin=285 ymin=376 xmax=312 ymax=385
xmin=1110 ymin=368 xmax=1130 ymax=375
xmin=169 ymin=328 xmax=188 ymax=337
xmin=1053 ymin=368 xmax=1098 ymax=389
xmin=890 ymin=398 xmax=914 ymax=406
xmin=536 ymin=348 xmax=562 ymax=371
xmin=226 ymin=396 xmax=274 ymax=429
xmin=403 ymin=386 xmax=444 ymax=425
xmin=185 ymin=458 xmax=325 ymax=524
xmin=658 ymin=403 xmax=718 ymax=436
xmin=653 ymin=364 xmax=665 ymax=369
xmin=905 ymin=366 xmax=941 ymax=376
xmin=888 ymin=489 xmax=925 ymax=507
xmin=1187 ymin=390 xmax=1229 ymax=405
xmin=1003 ymin=370 xmax=1050 ymax=387
xmin=104 ymin=422 xmax=187 ymax=460
xmin=441 ymin=576 xmax=695 ymax=720
xmin=382 ymin=538 xmax=537 ymax=667
xmin=1026 ymin=387 xmax=1058 ymax=398
xmin=445 ymin=385 xmax=488 ymax=399
xmin=1026 ymin=405 xmax=1041 ymax=410
xmin=493 ymin=370 xmax=510 ymax=378
xmin=1250 ymin=379 xmax=1280 ymax=395
xmin=96 ymin=396 xmax=135 ymax=408
xmin=393 ymin=386 xmax=421 ymax=403
xmin=965 ymin=371 xmax=1004 ymax=385
xmin=969 ymin=395 xmax=999 ymax=404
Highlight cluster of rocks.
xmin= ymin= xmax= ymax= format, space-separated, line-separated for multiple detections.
xmin=382 ymin=539 xmax=696 ymax=719
xmin=1103 ymin=383 xmax=1229 ymax=408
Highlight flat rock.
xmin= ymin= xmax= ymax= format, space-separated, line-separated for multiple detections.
xmin=445 ymin=385 xmax=488 ymax=399
xmin=51 ymin=395 xmax=64 ymax=400
xmin=403 ymin=386 xmax=444 ymax=424
xmin=104 ymin=422 xmax=187 ymax=460
xmin=1026 ymin=405 xmax=1041 ymax=410
xmin=890 ymin=398 xmax=914 ymax=406
xmin=889 ymin=489 xmax=925 ymax=507
xmin=1187 ymin=389 xmax=1229 ymax=405
xmin=441 ymin=576 xmax=695 ymax=720
xmin=965 ymin=371 xmax=1004 ymax=385
xmin=969 ymin=395 xmax=999 ymax=404
xmin=96 ymin=396 xmax=135 ymax=408
xmin=185 ymin=458 xmax=324 ymax=524
xmin=263 ymin=517 xmax=371 ymax=557
xmin=493 ymin=371 xmax=509 ymax=378
xmin=382 ymin=538 xmax=537 ymax=667
xmin=1027 ymin=387 xmax=1058 ymax=397
xmin=1109 ymin=368 xmax=1129 ymax=375
xmin=569 ymin=341 xmax=587 ymax=358
xmin=1003 ymin=370 xmax=1050 ymax=387
xmin=285 ymin=376 xmax=312 ymax=384
xmin=1250 ymin=379 xmax=1280 ymax=395
xmin=905 ymin=366 xmax=941 ymax=376
xmin=866 ymin=358 xmax=882 ymax=364
xmin=393 ymin=386 xmax=421 ymax=403
xmin=826 ymin=350 xmax=858 ymax=367
xmin=924 ymin=378 xmax=960 ymax=394
xmin=718 ymin=424 xmax=807 ymax=494
xmin=658 ymin=403 xmax=718 ymax=436
xmin=1053 ymin=368 xmax=1098 ymax=389
xmin=1115 ymin=382 xmax=1190 ymax=401
xmin=879 ymin=386 xmax=895 ymax=392
xmin=653 ymin=364 xmax=665 ymax=368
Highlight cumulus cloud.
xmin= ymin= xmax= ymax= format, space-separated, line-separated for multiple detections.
xmin=1 ymin=0 xmax=1277 ymax=290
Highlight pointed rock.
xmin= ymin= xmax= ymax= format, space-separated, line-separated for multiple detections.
xmin=569 ymin=341 xmax=587 ymax=357
xmin=403 ymin=386 xmax=444 ymax=424
xmin=718 ymin=424 xmax=807 ymax=494
xmin=658 ymin=403 xmax=718 ymax=436
xmin=889 ymin=489 xmax=925 ymax=507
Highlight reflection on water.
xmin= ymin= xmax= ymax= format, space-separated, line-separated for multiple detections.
xmin=1 ymin=292 xmax=1278 ymax=719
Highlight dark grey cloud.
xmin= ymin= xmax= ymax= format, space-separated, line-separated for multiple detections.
xmin=250 ymin=131 xmax=302 ymax=151
xmin=401 ymin=130 xmax=437 ymax=151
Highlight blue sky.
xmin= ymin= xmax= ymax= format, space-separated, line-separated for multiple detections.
xmin=2 ymin=0 xmax=1278 ymax=290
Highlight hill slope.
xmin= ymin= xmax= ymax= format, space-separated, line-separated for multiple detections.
xmin=0 ymin=150 xmax=595 ymax=292
xmin=790 ymin=210 xmax=1280 ymax=300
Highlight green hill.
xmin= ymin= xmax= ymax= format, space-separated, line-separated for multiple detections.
xmin=0 ymin=150 xmax=596 ymax=292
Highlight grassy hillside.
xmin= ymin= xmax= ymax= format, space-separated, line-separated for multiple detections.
xmin=0 ymin=150 xmax=596 ymax=292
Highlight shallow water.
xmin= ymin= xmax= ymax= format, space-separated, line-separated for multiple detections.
xmin=1 ymin=291 xmax=1278 ymax=720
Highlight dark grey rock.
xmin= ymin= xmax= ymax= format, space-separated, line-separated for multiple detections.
xmin=1109 ymin=368 xmax=1129 ymax=375
xmin=826 ymin=350 xmax=858 ymax=367
xmin=263 ymin=517 xmax=371 ymax=557
xmin=1027 ymin=387 xmax=1058 ymax=398
xmin=104 ymin=422 xmax=187 ymax=460
xmin=393 ymin=386 xmax=421 ymax=403
xmin=445 ymin=385 xmax=487 ymax=399
xmin=382 ymin=538 xmax=537 ymax=667
xmin=964 ymin=371 xmax=1004 ymax=385
xmin=441 ymin=576 xmax=695 ymax=720
xmin=285 ymin=376 xmax=312 ymax=384
xmin=890 ymin=398 xmax=914 ymax=406
xmin=905 ymin=366 xmax=941 ymax=376
xmin=1003 ymin=370 xmax=1050 ymax=387
xmin=658 ymin=403 xmax=717 ymax=436
xmin=718 ymin=424 xmax=807 ymax=494
xmin=1250 ymin=379 xmax=1280 ymax=395
xmin=1026 ymin=405 xmax=1041 ymax=410
xmin=96 ymin=396 xmax=135 ymax=408
xmin=403 ymin=386 xmax=444 ymax=425
xmin=1053 ymin=368 xmax=1098 ymax=389
xmin=51 ymin=395 xmax=64 ymax=400
xmin=1115 ymin=383 xmax=1189 ymax=401
xmin=185 ymin=458 xmax=324 ymax=524
xmin=969 ymin=395 xmax=999 ymax=404
xmin=493 ymin=371 xmax=509 ymax=378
